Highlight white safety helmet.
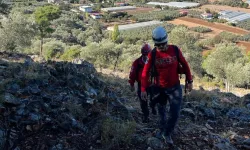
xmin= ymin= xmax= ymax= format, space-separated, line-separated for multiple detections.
xmin=152 ymin=26 xmax=168 ymax=44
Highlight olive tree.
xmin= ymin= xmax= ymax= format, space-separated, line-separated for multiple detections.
xmin=203 ymin=43 xmax=246 ymax=91
xmin=0 ymin=12 xmax=35 ymax=52
xmin=34 ymin=5 xmax=61 ymax=56
xmin=169 ymin=26 xmax=203 ymax=78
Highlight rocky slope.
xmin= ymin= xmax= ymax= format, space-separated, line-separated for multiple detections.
xmin=0 ymin=52 xmax=250 ymax=150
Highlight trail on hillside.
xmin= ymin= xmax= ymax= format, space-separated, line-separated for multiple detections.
xmin=0 ymin=52 xmax=250 ymax=150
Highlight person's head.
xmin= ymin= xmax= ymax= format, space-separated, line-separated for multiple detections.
xmin=141 ymin=43 xmax=151 ymax=56
xmin=152 ymin=26 xmax=168 ymax=51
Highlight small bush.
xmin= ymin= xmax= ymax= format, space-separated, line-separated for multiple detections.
xmin=101 ymin=117 xmax=136 ymax=148
xmin=60 ymin=46 xmax=81 ymax=61
xmin=43 ymin=39 xmax=66 ymax=60
xmin=190 ymin=26 xmax=212 ymax=33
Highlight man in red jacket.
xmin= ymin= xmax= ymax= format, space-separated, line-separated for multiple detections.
xmin=129 ymin=43 xmax=155 ymax=123
xmin=141 ymin=26 xmax=193 ymax=145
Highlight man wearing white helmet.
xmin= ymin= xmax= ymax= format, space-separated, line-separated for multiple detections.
xmin=140 ymin=26 xmax=193 ymax=145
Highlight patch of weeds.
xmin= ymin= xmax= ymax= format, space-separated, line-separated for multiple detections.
xmin=101 ymin=117 xmax=136 ymax=149
xmin=186 ymin=90 xmax=216 ymax=106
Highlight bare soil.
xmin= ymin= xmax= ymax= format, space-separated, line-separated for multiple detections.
xmin=237 ymin=41 xmax=250 ymax=53
xmin=169 ymin=17 xmax=250 ymax=35
xmin=198 ymin=4 xmax=250 ymax=13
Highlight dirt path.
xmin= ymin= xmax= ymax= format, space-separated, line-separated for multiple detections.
xmin=169 ymin=17 xmax=250 ymax=35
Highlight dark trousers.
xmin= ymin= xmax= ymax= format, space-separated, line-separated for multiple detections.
xmin=137 ymin=82 xmax=152 ymax=118
xmin=157 ymin=84 xmax=182 ymax=136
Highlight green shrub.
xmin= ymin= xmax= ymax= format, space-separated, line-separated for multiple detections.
xmin=101 ymin=117 xmax=136 ymax=148
xmin=190 ymin=26 xmax=212 ymax=33
xmin=43 ymin=39 xmax=66 ymax=60
xmin=60 ymin=46 xmax=81 ymax=61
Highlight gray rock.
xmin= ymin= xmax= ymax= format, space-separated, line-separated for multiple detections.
xmin=3 ymin=93 xmax=21 ymax=106
xmin=86 ymin=98 xmax=96 ymax=105
xmin=181 ymin=108 xmax=195 ymax=119
xmin=6 ymin=83 xmax=20 ymax=94
xmin=242 ymin=145 xmax=250 ymax=149
xmin=214 ymin=142 xmax=237 ymax=150
xmin=29 ymin=85 xmax=41 ymax=95
xmin=29 ymin=113 xmax=41 ymax=122
xmin=51 ymin=144 xmax=63 ymax=150
xmin=203 ymin=108 xmax=215 ymax=118
xmin=243 ymin=138 xmax=250 ymax=145
xmin=227 ymin=108 xmax=250 ymax=122
xmin=147 ymin=137 xmax=164 ymax=150
xmin=247 ymin=103 xmax=250 ymax=109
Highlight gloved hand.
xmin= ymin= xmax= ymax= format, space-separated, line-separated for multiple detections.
xmin=130 ymin=86 xmax=135 ymax=92
xmin=141 ymin=91 xmax=148 ymax=101
xmin=187 ymin=83 xmax=193 ymax=92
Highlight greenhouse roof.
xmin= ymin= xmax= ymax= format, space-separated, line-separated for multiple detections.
xmin=101 ymin=6 xmax=136 ymax=12
xmin=107 ymin=21 xmax=163 ymax=31
xmin=223 ymin=12 xmax=245 ymax=19
xmin=229 ymin=13 xmax=250 ymax=22
xmin=219 ymin=10 xmax=250 ymax=23
xmin=147 ymin=2 xmax=200 ymax=8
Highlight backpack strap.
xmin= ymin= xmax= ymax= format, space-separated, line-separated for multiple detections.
xmin=172 ymin=45 xmax=184 ymax=79
xmin=150 ymin=48 xmax=157 ymax=84
xmin=173 ymin=45 xmax=180 ymax=62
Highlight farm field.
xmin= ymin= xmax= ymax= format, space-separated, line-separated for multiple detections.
xmin=169 ymin=17 xmax=250 ymax=53
xmin=198 ymin=4 xmax=250 ymax=13
xmin=169 ymin=17 xmax=250 ymax=35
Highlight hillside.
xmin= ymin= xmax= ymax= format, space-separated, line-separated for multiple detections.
xmin=0 ymin=52 xmax=250 ymax=150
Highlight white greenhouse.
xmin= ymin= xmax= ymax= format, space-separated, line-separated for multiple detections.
xmin=147 ymin=2 xmax=200 ymax=8
xmin=101 ymin=6 xmax=136 ymax=12
xmin=107 ymin=21 xmax=163 ymax=31
xmin=219 ymin=10 xmax=250 ymax=23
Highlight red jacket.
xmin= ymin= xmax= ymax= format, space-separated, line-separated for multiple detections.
xmin=141 ymin=45 xmax=192 ymax=92
xmin=128 ymin=56 xmax=146 ymax=87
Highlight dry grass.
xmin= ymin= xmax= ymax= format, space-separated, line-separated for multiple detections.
xmin=101 ymin=117 xmax=136 ymax=149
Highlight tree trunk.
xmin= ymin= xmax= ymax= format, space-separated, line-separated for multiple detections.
xmin=225 ymin=80 xmax=230 ymax=92
xmin=113 ymin=51 xmax=121 ymax=71
xmin=40 ymin=37 xmax=43 ymax=56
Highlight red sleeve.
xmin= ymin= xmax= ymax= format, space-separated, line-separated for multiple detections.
xmin=141 ymin=53 xmax=152 ymax=92
xmin=178 ymin=48 xmax=192 ymax=81
xmin=128 ymin=59 xmax=138 ymax=86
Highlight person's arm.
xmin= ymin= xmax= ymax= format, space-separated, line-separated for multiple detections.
xmin=177 ymin=48 xmax=192 ymax=82
xmin=141 ymin=53 xmax=152 ymax=92
xmin=178 ymin=47 xmax=193 ymax=92
xmin=128 ymin=60 xmax=138 ymax=87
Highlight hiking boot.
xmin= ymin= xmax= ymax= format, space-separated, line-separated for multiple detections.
xmin=162 ymin=134 xmax=174 ymax=145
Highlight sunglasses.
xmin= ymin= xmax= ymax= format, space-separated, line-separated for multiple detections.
xmin=155 ymin=42 xmax=168 ymax=47
xmin=152 ymin=35 xmax=167 ymax=42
